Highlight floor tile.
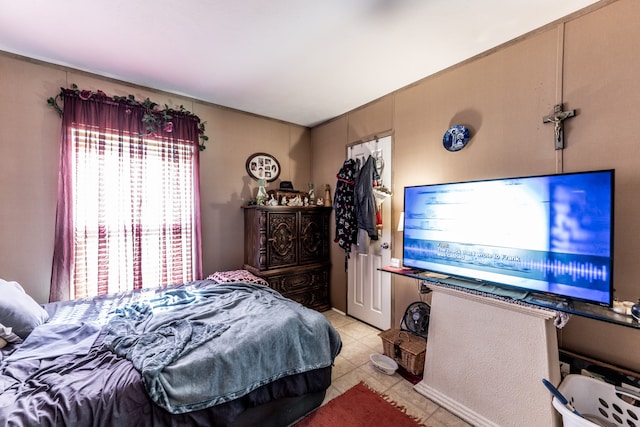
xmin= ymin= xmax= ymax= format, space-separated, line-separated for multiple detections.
xmin=324 ymin=310 xmax=473 ymax=427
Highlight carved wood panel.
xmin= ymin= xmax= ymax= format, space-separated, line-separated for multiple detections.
xmin=299 ymin=211 xmax=324 ymax=263
xmin=266 ymin=212 xmax=297 ymax=268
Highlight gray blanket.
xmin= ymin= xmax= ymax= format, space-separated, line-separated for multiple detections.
xmin=103 ymin=281 xmax=342 ymax=414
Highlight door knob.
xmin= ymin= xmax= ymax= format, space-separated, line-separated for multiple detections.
xmin=380 ymin=242 xmax=390 ymax=249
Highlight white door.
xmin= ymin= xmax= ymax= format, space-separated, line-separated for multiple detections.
xmin=347 ymin=136 xmax=392 ymax=330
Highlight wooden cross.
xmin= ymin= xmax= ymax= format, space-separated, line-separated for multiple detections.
xmin=543 ymin=104 xmax=576 ymax=150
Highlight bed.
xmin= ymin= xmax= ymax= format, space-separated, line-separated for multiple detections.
xmin=0 ymin=271 xmax=342 ymax=426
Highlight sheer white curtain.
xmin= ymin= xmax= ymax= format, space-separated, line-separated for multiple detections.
xmin=51 ymin=91 xmax=202 ymax=301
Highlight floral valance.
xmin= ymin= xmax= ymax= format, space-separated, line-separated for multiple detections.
xmin=47 ymin=84 xmax=208 ymax=151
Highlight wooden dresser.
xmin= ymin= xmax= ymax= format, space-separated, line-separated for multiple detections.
xmin=243 ymin=205 xmax=331 ymax=311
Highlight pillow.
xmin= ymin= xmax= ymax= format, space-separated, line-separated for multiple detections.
xmin=0 ymin=279 xmax=49 ymax=339
xmin=206 ymin=269 xmax=268 ymax=286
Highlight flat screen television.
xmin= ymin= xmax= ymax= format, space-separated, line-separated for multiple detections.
xmin=402 ymin=170 xmax=614 ymax=306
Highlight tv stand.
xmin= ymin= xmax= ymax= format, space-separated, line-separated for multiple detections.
xmin=413 ymin=283 xmax=562 ymax=426
xmin=382 ymin=268 xmax=640 ymax=329
xmin=380 ymin=267 xmax=640 ymax=426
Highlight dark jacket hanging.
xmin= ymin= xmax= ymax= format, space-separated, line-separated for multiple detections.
xmin=355 ymin=155 xmax=380 ymax=241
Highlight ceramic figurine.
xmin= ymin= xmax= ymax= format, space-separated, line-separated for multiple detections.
xmin=308 ymin=183 xmax=315 ymax=204
xmin=289 ymin=195 xmax=303 ymax=206
xmin=324 ymin=184 xmax=332 ymax=207
xmin=256 ymin=179 xmax=268 ymax=205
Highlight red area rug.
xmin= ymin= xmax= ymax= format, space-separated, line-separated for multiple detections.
xmin=294 ymin=382 xmax=427 ymax=427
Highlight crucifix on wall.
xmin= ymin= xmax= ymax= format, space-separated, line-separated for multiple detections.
xmin=543 ymin=103 xmax=576 ymax=150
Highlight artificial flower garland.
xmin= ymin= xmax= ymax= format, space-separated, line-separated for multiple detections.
xmin=47 ymin=84 xmax=208 ymax=151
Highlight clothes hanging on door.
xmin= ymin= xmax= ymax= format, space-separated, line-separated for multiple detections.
xmin=333 ymin=159 xmax=358 ymax=258
xmin=355 ymin=155 xmax=380 ymax=242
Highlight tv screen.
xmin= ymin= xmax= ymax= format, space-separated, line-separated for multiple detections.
xmin=402 ymin=170 xmax=614 ymax=306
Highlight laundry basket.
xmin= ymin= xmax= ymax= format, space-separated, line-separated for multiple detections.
xmin=552 ymin=374 xmax=640 ymax=427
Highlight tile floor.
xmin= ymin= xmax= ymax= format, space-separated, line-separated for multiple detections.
xmin=321 ymin=309 xmax=472 ymax=427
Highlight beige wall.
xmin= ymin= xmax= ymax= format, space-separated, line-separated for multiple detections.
xmin=0 ymin=53 xmax=311 ymax=305
xmin=312 ymin=0 xmax=640 ymax=372
xmin=1 ymin=0 xmax=639 ymax=372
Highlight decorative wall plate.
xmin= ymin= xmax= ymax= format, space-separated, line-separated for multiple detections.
xmin=443 ymin=125 xmax=471 ymax=152
xmin=246 ymin=152 xmax=280 ymax=182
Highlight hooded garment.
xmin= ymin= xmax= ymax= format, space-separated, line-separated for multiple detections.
xmin=355 ymin=155 xmax=380 ymax=242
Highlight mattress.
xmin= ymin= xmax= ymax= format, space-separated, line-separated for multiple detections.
xmin=0 ymin=277 xmax=341 ymax=426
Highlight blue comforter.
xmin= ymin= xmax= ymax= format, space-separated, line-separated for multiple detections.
xmin=103 ymin=281 xmax=342 ymax=414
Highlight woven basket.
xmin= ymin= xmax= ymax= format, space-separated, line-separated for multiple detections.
xmin=378 ymin=329 xmax=426 ymax=376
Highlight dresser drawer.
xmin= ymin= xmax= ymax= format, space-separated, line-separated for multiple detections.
xmin=261 ymin=265 xmax=330 ymax=311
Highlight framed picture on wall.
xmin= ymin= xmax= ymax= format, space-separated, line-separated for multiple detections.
xmin=246 ymin=152 xmax=281 ymax=182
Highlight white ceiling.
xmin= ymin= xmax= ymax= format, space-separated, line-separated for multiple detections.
xmin=1 ymin=0 xmax=600 ymax=127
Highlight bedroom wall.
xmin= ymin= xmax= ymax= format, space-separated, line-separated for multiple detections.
xmin=1 ymin=0 xmax=638 ymax=374
xmin=311 ymin=0 xmax=640 ymax=372
xmin=0 ymin=52 xmax=312 ymax=305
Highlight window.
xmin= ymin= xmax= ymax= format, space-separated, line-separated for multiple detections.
xmin=51 ymin=90 xmax=202 ymax=301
